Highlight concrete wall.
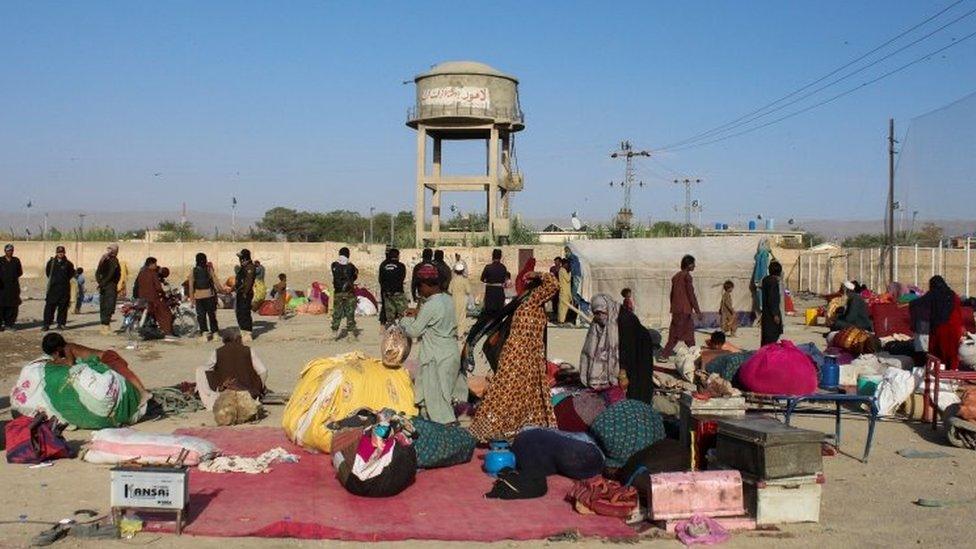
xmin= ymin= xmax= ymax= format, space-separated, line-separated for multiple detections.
xmin=6 ymin=240 xmax=566 ymax=299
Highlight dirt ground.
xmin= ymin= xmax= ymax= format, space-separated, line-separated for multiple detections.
xmin=0 ymin=298 xmax=974 ymax=549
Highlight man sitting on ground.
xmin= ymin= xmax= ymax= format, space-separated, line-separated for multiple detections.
xmin=41 ymin=332 xmax=150 ymax=403
xmin=195 ymin=327 xmax=268 ymax=413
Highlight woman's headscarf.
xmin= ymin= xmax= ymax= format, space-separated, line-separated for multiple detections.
xmin=578 ymin=294 xmax=621 ymax=390
xmin=195 ymin=253 xmax=207 ymax=268
xmin=515 ymin=257 xmax=537 ymax=295
xmin=928 ymin=275 xmax=957 ymax=327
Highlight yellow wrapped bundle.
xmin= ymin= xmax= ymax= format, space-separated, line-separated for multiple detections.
xmin=281 ymin=351 xmax=417 ymax=452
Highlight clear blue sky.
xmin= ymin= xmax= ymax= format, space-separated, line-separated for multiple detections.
xmin=2 ymin=1 xmax=975 ymax=227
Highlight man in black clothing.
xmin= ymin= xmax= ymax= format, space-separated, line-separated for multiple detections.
xmin=0 ymin=244 xmax=23 ymax=331
xmin=331 ymin=246 xmax=359 ymax=337
xmin=432 ymin=249 xmax=452 ymax=291
xmin=480 ymin=248 xmax=510 ymax=318
xmin=234 ymin=249 xmax=257 ymax=342
xmin=411 ymin=248 xmax=434 ymax=305
xmin=95 ymin=243 xmax=121 ymax=335
xmin=43 ymin=246 xmax=75 ymax=331
xmin=378 ymin=248 xmax=407 ymax=325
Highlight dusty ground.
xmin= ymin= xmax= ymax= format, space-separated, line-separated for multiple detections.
xmin=0 ymin=298 xmax=974 ymax=549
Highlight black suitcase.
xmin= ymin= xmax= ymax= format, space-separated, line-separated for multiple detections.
xmin=716 ymin=417 xmax=823 ymax=479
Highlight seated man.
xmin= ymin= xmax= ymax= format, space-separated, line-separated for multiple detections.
xmin=195 ymin=327 xmax=268 ymax=412
xmin=41 ymin=332 xmax=150 ymax=402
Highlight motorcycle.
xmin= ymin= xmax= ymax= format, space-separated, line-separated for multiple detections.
xmin=119 ymin=289 xmax=197 ymax=340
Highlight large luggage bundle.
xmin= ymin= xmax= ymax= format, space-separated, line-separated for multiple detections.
xmin=281 ymin=352 xmax=417 ymax=452
xmin=11 ymin=356 xmax=145 ymax=429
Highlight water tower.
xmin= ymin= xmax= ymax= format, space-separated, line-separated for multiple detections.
xmin=407 ymin=61 xmax=524 ymax=245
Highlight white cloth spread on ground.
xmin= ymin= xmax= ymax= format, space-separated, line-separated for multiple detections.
xmin=197 ymin=447 xmax=298 ymax=474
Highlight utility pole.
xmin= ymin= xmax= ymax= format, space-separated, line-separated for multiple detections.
xmin=887 ymin=118 xmax=896 ymax=286
xmin=369 ymin=206 xmax=375 ymax=245
xmin=231 ymin=196 xmax=238 ymax=242
xmin=609 ymin=140 xmax=650 ymax=237
xmin=78 ymin=213 xmax=86 ymax=241
xmin=672 ymin=178 xmax=703 ymax=236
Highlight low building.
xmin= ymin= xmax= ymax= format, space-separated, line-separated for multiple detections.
xmin=699 ymin=228 xmax=805 ymax=247
xmin=536 ymin=223 xmax=589 ymax=244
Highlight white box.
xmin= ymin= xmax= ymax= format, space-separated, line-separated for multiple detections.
xmin=742 ymin=472 xmax=823 ymax=525
xmin=110 ymin=466 xmax=189 ymax=511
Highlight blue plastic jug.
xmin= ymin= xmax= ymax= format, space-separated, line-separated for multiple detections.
xmin=484 ymin=440 xmax=516 ymax=476
xmin=820 ymin=354 xmax=839 ymax=390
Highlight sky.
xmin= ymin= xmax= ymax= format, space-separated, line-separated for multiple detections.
xmin=2 ymin=1 xmax=975 ymax=229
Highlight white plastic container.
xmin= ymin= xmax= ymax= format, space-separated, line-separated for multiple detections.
xmin=742 ymin=472 xmax=823 ymax=525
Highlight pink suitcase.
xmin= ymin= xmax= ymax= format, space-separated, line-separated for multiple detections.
xmin=648 ymin=470 xmax=745 ymax=520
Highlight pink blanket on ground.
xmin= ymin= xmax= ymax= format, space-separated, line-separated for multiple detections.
xmin=143 ymin=427 xmax=635 ymax=541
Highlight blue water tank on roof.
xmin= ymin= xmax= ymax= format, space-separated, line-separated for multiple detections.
xmin=748 ymin=220 xmax=757 ymax=231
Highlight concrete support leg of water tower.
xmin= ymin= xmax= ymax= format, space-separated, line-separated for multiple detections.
xmin=431 ymin=137 xmax=442 ymax=239
xmin=415 ymin=126 xmax=427 ymax=247
xmin=487 ymin=126 xmax=499 ymax=242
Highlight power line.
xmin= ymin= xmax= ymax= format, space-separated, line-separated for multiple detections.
xmin=658 ymin=0 xmax=971 ymax=150
xmin=665 ymin=28 xmax=976 ymax=152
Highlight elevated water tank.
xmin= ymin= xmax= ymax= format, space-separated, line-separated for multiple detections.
xmin=407 ymin=61 xmax=524 ymax=131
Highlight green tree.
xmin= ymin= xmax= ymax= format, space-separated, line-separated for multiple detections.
xmin=156 ymin=220 xmax=201 ymax=242
xmin=509 ymin=216 xmax=539 ymax=245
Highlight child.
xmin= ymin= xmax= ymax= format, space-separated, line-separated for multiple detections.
xmin=272 ymin=273 xmax=288 ymax=319
xmin=73 ymin=267 xmax=85 ymax=314
xmin=706 ymin=330 xmax=740 ymax=352
xmin=720 ymin=280 xmax=736 ymax=337
xmin=621 ymin=288 xmax=635 ymax=314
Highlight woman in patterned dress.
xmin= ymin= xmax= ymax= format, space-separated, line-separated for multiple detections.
xmin=470 ymin=271 xmax=559 ymax=442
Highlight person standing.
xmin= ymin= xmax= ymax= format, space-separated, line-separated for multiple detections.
xmin=189 ymin=252 xmax=219 ymax=341
xmin=480 ymin=248 xmax=510 ymax=318
xmin=411 ymin=248 xmax=434 ymax=305
xmin=251 ymin=260 xmax=267 ymax=312
xmin=95 ymin=243 xmax=121 ymax=335
xmin=234 ymin=249 xmax=256 ymax=342
xmin=448 ymin=261 xmax=471 ymax=336
xmin=760 ymin=261 xmax=785 ymax=346
xmin=136 ymin=257 xmax=174 ymax=336
xmin=73 ymin=268 xmax=86 ymax=314
xmin=432 ymin=249 xmax=452 ymax=291
xmin=331 ymin=246 xmax=359 ymax=338
xmin=548 ymin=257 xmax=562 ymax=318
xmin=43 ymin=245 xmax=75 ymax=331
xmin=0 ymin=244 xmax=23 ymax=331
xmin=469 ymin=272 xmax=558 ymax=442
xmin=400 ymin=264 xmax=466 ymax=424
xmin=378 ymin=248 xmax=407 ymax=325
xmin=915 ymin=276 xmax=965 ymax=370
xmin=564 ymin=246 xmax=588 ymax=315
xmin=659 ymin=255 xmax=702 ymax=360
xmin=515 ymin=256 xmax=537 ymax=295
xmin=720 ymin=280 xmax=737 ymax=337
xmin=557 ymin=260 xmax=572 ymax=324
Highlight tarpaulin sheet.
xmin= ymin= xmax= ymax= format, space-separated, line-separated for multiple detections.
xmin=569 ymin=236 xmax=764 ymax=325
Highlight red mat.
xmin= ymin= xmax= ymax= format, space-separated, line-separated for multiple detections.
xmin=142 ymin=427 xmax=636 ymax=541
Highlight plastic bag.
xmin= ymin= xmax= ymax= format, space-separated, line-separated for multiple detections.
xmin=875 ymin=367 xmax=915 ymax=416
xmin=670 ymin=342 xmax=699 ymax=383
xmin=960 ymin=333 xmax=976 ymax=369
